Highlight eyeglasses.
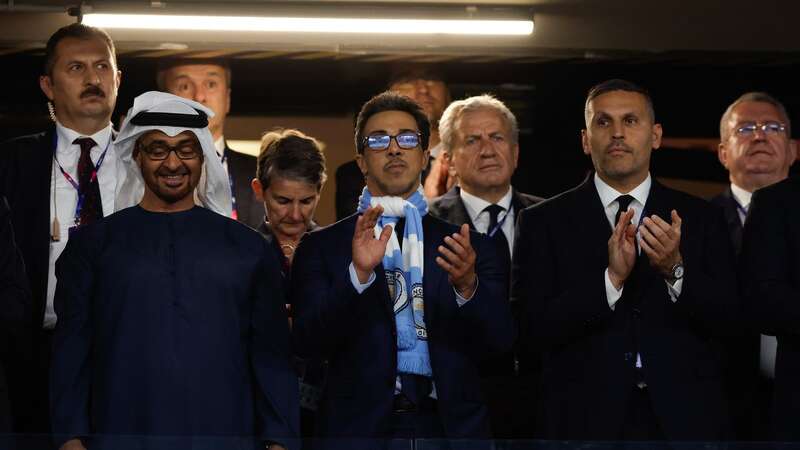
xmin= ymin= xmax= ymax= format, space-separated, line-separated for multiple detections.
xmin=735 ymin=121 xmax=787 ymax=137
xmin=363 ymin=132 xmax=421 ymax=151
xmin=138 ymin=141 xmax=202 ymax=160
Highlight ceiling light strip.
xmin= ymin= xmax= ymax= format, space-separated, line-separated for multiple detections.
xmin=83 ymin=14 xmax=533 ymax=36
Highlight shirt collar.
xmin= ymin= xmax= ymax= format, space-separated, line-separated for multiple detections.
xmin=214 ymin=135 xmax=225 ymax=157
xmin=55 ymin=121 xmax=113 ymax=155
xmin=594 ymin=172 xmax=651 ymax=208
xmin=730 ymin=183 xmax=753 ymax=209
xmin=459 ymin=186 xmax=513 ymax=222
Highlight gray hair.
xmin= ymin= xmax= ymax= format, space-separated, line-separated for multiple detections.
xmin=720 ymin=92 xmax=791 ymax=140
xmin=439 ymin=94 xmax=518 ymax=155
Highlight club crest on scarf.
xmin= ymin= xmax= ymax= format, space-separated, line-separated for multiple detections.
xmin=358 ymin=186 xmax=432 ymax=376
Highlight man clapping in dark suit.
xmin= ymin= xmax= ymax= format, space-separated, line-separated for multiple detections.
xmin=513 ymin=79 xmax=738 ymax=441
xmin=291 ymin=92 xmax=514 ymax=448
xmin=428 ymin=94 xmax=542 ymax=438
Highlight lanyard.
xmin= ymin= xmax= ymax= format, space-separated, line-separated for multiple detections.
xmin=488 ymin=206 xmax=511 ymax=238
xmin=52 ymin=133 xmax=110 ymax=226
xmin=220 ymin=149 xmax=239 ymax=220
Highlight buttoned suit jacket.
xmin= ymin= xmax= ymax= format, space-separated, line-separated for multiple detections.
xmin=512 ymin=175 xmax=737 ymax=440
xmin=711 ymin=186 xmax=761 ymax=440
xmin=290 ymin=213 xmax=514 ymax=445
xmin=429 ymin=185 xmax=543 ymax=439
xmin=740 ymin=176 xmax=800 ymax=440
xmin=225 ymin=145 xmax=263 ymax=229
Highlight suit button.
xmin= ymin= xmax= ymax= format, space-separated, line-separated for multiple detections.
xmin=624 ymin=352 xmax=633 ymax=362
xmin=632 ymin=308 xmax=641 ymax=318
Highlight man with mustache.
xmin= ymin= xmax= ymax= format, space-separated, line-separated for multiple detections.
xmin=428 ymin=94 xmax=542 ymax=438
xmin=512 ymin=79 xmax=738 ymax=440
xmin=0 ymin=23 xmax=121 ymax=433
xmin=292 ymin=92 xmax=513 ymax=448
xmin=717 ymin=93 xmax=796 ymax=440
xmin=50 ymin=92 xmax=298 ymax=450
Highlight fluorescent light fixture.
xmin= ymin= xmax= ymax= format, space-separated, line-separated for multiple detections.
xmin=83 ymin=13 xmax=533 ymax=36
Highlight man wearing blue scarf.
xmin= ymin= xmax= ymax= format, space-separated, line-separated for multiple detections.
xmin=291 ymin=92 xmax=514 ymax=448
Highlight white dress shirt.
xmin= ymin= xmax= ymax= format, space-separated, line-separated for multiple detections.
xmin=730 ymin=183 xmax=776 ymax=379
xmin=459 ymin=187 xmax=515 ymax=258
xmin=594 ymin=173 xmax=683 ymax=314
xmin=730 ymin=183 xmax=752 ymax=225
xmin=46 ymin=122 xmax=117 ymax=329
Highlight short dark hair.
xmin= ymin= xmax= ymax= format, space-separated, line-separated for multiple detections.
xmin=44 ymin=23 xmax=116 ymax=76
xmin=720 ymin=91 xmax=792 ymax=140
xmin=584 ymin=79 xmax=655 ymax=124
xmin=256 ymin=129 xmax=327 ymax=191
xmin=354 ymin=91 xmax=431 ymax=155
xmin=387 ymin=65 xmax=447 ymax=89
xmin=155 ymin=59 xmax=232 ymax=91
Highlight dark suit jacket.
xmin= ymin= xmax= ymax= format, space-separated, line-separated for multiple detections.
xmin=711 ymin=186 xmax=744 ymax=255
xmin=513 ymin=175 xmax=738 ymax=441
xmin=225 ymin=145 xmax=263 ymax=229
xmin=712 ymin=185 xmax=762 ymax=440
xmin=291 ymin=213 xmax=514 ymax=443
xmin=740 ymin=176 xmax=800 ymax=440
xmin=0 ymin=129 xmax=54 ymax=333
xmin=0 ymin=196 xmax=31 ymax=432
xmin=428 ymin=186 xmax=542 ymax=439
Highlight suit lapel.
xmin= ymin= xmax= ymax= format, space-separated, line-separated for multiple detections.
xmin=422 ymin=215 xmax=443 ymax=328
xmin=443 ymin=187 xmax=476 ymax=230
xmin=572 ymin=175 xmax=615 ymax=268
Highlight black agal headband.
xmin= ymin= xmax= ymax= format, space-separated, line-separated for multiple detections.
xmin=130 ymin=109 xmax=209 ymax=128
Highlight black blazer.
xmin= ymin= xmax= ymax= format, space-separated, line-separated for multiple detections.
xmin=225 ymin=144 xmax=263 ymax=229
xmin=740 ymin=176 xmax=800 ymax=440
xmin=711 ymin=186 xmax=744 ymax=255
xmin=0 ymin=196 xmax=31 ymax=432
xmin=290 ymin=213 xmax=514 ymax=444
xmin=712 ymin=185 xmax=762 ymax=440
xmin=0 ymin=129 xmax=55 ymax=331
xmin=512 ymin=175 xmax=738 ymax=440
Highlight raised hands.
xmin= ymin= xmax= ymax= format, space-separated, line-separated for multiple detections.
xmin=352 ymin=205 xmax=393 ymax=283
xmin=436 ymin=224 xmax=478 ymax=299
xmin=608 ymin=208 xmax=637 ymax=290
xmin=640 ymin=210 xmax=683 ymax=278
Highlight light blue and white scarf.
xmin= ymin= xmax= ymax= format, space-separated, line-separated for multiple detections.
xmin=357 ymin=186 xmax=431 ymax=377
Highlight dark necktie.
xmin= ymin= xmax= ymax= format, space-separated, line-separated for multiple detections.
xmin=614 ymin=194 xmax=635 ymax=226
xmin=74 ymin=137 xmax=102 ymax=226
xmin=485 ymin=204 xmax=511 ymax=266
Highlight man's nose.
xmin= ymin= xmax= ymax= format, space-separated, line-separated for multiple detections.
xmin=84 ymin=66 xmax=101 ymax=85
xmin=162 ymin=150 xmax=183 ymax=169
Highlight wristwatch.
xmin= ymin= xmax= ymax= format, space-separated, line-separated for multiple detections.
xmin=668 ymin=261 xmax=684 ymax=281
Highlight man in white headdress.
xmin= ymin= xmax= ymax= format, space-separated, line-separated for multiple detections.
xmin=50 ymin=91 xmax=298 ymax=450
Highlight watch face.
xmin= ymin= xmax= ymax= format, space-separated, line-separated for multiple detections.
xmin=673 ymin=265 xmax=685 ymax=279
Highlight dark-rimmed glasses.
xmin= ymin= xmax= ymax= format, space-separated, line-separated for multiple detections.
xmin=735 ymin=121 xmax=787 ymax=137
xmin=137 ymin=141 xmax=202 ymax=160
xmin=363 ymin=132 xmax=421 ymax=151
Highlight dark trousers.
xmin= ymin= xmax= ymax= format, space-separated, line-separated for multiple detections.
xmin=620 ymin=387 xmax=665 ymax=441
